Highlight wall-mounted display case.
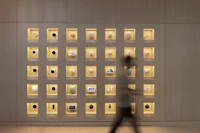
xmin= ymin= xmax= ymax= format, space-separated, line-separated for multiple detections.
xmin=143 ymin=47 xmax=154 ymax=61
xmin=85 ymin=103 xmax=97 ymax=115
xmin=27 ymin=103 xmax=38 ymax=115
xmin=131 ymin=103 xmax=136 ymax=114
xmin=105 ymin=103 xmax=116 ymax=115
xmin=128 ymin=84 xmax=136 ymax=90
xmin=27 ymin=47 xmax=39 ymax=60
xmin=85 ymin=84 xmax=97 ymax=96
xmin=105 ymin=66 xmax=116 ymax=78
xmin=66 ymin=103 xmax=77 ymax=115
xmin=27 ymin=84 xmax=38 ymax=97
xmin=105 ymin=47 xmax=116 ymax=60
xmin=66 ymin=28 xmax=78 ymax=42
xmin=85 ymin=66 xmax=97 ymax=78
xmin=66 ymin=47 xmax=78 ymax=61
xmin=66 ymin=66 xmax=78 ymax=78
xmin=46 ymin=66 xmax=58 ymax=79
xmin=66 ymin=84 xmax=77 ymax=96
xmin=124 ymin=29 xmax=135 ymax=42
xmin=85 ymin=47 xmax=97 ymax=60
xmin=86 ymin=28 xmax=97 ymax=43
xmin=47 ymin=28 xmax=58 ymax=43
xmin=143 ymin=84 xmax=155 ymax=96
xmin=143 ymin=29 xmax=154 ymax=41
xmin=124 ymin=47 xmax=135 ymax=58
xmin=105 ymin=28 xmax=116 ymax=42
xmin=105 ymin=84 xmax=116 ymax=96
xmin=143 ymin=66 xmax=155 ymax=79
xmin=27 ymin=28 xmax=39 ymax=42
xmin=143 ymin=103 xmax=155 ymax=115
xmin=47 ymin=47 xmax=58 ymax=60
xmin=27 ymin=66 xmax=38 ymax=79
xmin=46 ymin=84 xmax=58 ymax=97
xmin=46 ymin=103 xmax=58 ymax=115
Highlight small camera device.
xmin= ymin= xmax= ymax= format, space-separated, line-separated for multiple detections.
xmin=52 ymin=51 xmax=56 ymax=55
xmin=33 ymin=68 xmax=37 ymax=72
xmin=87 ymin=87 xmax=95 ymax=93
xmin=51 ymin=69 xmax=56 ymax=74
xmin=52 ymin=33 xmax=57 ymax=37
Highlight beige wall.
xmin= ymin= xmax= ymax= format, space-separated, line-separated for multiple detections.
xmin=0 ymin=0 xmax=200 ymax=124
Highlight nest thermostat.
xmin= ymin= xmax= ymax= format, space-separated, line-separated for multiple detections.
xmin=89 ymin=104 xmax=94 ymax=109
xmin=89 ymin=68 xmax=94 ymax=73
xmin=68 ymin=105 xmax=76 ymax=111
xmin=52 ymin=87 xmax=56 ymax=91
xmin=33 ymin=105 xmax=37 ymax=109
xmin=108 ymin=51 xmax=112 ymax=55
xmin=106 ymin=68 xmax=114 ymax=74
xmin=52 ymin=33 xmax=57 ymax=37
xmin=145 ymin=104 xmax=150 ymax=109
xmin=51 ymin=69 xmax=56 ymax=74
xmin=31 ymin=85 xmax=38 ymax=91
xmin=33 ymin=68 xmax=37 ymax=72
xmin=32 ymin=50 xmax=36 ymax=55
xmin=52 ymin=51 xmax=56 ymax=55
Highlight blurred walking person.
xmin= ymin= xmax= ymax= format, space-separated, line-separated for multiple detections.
xmin=109 ymin=55 xmax=141 ymax=133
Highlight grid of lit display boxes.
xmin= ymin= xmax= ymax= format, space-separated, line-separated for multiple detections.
xmin=26 ymin=28 xmax=155 ymax=116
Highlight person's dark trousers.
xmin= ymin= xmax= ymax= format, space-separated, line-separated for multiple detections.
xmin=109 ymin=107 xmax=140 ymax=133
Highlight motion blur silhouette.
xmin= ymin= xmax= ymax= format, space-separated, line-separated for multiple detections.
xmin=109 ymin=55 xmax=141 ymax=133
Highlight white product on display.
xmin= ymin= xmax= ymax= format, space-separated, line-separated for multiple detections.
xmin=145 ymin=69 xmax=150 ymax=73
xmin=108 ymin=33 xmax=112 ymax=39
xmin=89 ymin=51 xmax=94 ymax=56
xmin=127 ymin=51 xmax=131 ymax=56
xmin=69 ymin=86 xmax=76 ymax=94
xmin=68 ymin=105 xmax=77 ymax=111
xmin=89 ymin=68 xmax=94 ymax=73
xmin=68 ymin=51 xmax=77 ymax=57
xmin=125 ymin=32 xmax=131 ymax=40
xmin=31 ymin=85 xmax=38 ymax=91
xmin=70 ymin=69 xmax=75 ymax=74
xmin=89 ymin=32 xmax=94 ymax=40
xmin=87 ymin=87 xmax=95 ymax=93
xmin=145 ymin=51 xmax=150 ymax=56
xmin=108 ymin=50 xmax=112 ymax=55
xmin=33 ymin=33 xmax=38 ymax=37
xmin=107 ymin=86 xmax=113 ymax=93
xmin=106 ymin=68 xmax=114 ymax=74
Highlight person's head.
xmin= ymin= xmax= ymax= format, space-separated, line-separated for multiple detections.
xmin=124 ymin=55 xmax=133 ymax=69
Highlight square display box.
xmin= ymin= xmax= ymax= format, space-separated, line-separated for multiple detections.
xmin=27 ymin=103 xmax=38 ymax=115
xmin=124 ymin=29 xmax=136 ymax=43
xmin=86 ymin=28 xmax=97 ymax=43
xmin=143 ymin=47 xmax=155 ymax=61
xmin=85 ymin=84 xmax=97 ymax=96
xmin=27 ymin=47 xmax=39 ymax=61
xmin=105 ymin=66 xmax=116 ymax=79
xmin=66 ymin=47 xmax=78 ymax=61
xmin=85 ymin=103 xmax=97 ymax=115
xmin=27 ymin=66 xmax=38 ymax=80
xmin=105 ymin=84 xmax=116 ymax=96
xmin=27 ymin=84 xmax=38 ymax=98
xmin=131 ymin=103 xmax=136 ymax=114
xmin=124 ymin=66 xmax=136 ymax=79
xmin=46 ymin=103 xmax=58 ymax=115
xmin=46 ymin=84 xmax=58 ymax=98
xmin=124 ymin=47 xmax=136 ymax=59
xmin=66 ymin=28 xmax=78 ymax=43
xmin=143 ymin=29 xmax=155 ymax=43
xmin=143 ymin=66 xmax=155 ymax=80
xmin=143 ymin=103 xmax=155 ymax=115
xmin=66 ymin=103 xmax=77 ymax=115
xmin=47 ymin=28 xmax=58 ymax=43
xmin=66 ymin=84 xmax=77 ymax=97
xmin=85 ymin=47 xmax=97 ymax=61
xmin=105 ymin=47 xmax=116 ymax=61
xmin=85 ymin=66 xmax=97 ymax=80
xmin=46 ymin=66 xmax=58 ymax=80
xmin=143 ymin=84 xmax=155 ymax=96
xmin=66 ymin=66 xmax=78 ymax=79
xmin=105 ymin=28 xmax=116 ymax=43
xmin=27 ymin=28 xmax=39 ymax=43
xmin=47 ymin=47 xmax=58 ymax=61
xmin=105 ymin=103 xmax=116 ymax=115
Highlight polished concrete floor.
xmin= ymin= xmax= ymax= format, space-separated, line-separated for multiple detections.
xmin=0 ymin=126 xmax=200 ymax=133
